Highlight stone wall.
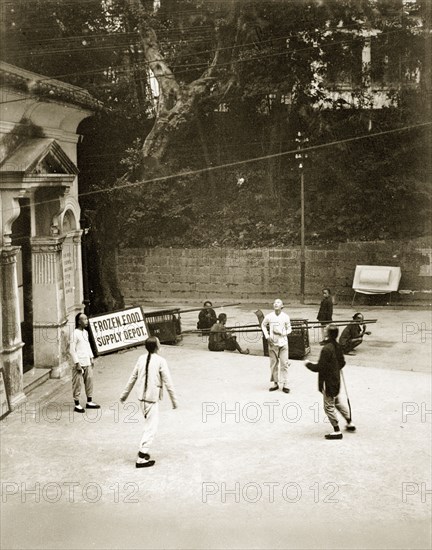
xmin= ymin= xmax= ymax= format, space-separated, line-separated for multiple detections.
xmin=118 ymin=239 xmax=431 ymax=304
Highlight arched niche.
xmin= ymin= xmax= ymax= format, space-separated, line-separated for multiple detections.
xmin=62 ymin=209 xmax=77 ymax=234
xmin=60 ymin=198 xmax=82 ymax=316
xmin=58 ymin=196 xmax=81 ymax=236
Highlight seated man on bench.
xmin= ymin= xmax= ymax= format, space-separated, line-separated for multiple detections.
xmin=197 ymin=301 xmax=217 ymax=331
xmin=208 ymin=313 xmax=249 ymax=355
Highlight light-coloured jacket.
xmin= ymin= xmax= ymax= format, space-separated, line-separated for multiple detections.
xmin=70 ymin=328 xmax=94 ymax=366
xmin=261 ymin=311 xmax=292 ymax=346
xmin=120 ymin=353 xmax=177 ymax=406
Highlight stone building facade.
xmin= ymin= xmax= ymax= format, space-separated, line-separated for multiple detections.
xmin=0 ymin=62 xmax=99 ymax=409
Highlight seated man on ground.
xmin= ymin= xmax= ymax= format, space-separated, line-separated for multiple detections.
xmin=339 ymin=312 xmax=371 ymax=355
xmin=208 ymin=313 xmax=249 ymax=355
xmin=197 ymin=301 xmax=217 ymax=330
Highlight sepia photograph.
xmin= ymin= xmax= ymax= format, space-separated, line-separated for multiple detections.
xmin=0 ymin=0 xmax=431 ymax=548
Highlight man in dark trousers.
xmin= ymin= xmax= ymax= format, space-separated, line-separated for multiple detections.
xmin=339 ymin=312 xmax=371 ymax=355
xmin=317 ymin=288 xmax=333 ymax=344
xmin=305 ymin=324 xmax=356 ymax=440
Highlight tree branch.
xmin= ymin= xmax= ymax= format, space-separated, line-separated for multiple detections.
xmin=126 ymin=0 xmax=243 ymax=167
xmin=127 ymin=0 xmax=180 ymax=117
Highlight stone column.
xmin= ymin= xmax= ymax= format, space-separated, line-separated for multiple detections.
xmin=72 ymin=231 xmax=84 ymax=313
xmin=31 ymin=237 xmax=70 ymax=379
xmin=62 ymin=230 xmax=84 ymax=323
xmin=1 ymin=246 xmax=26 ymax=409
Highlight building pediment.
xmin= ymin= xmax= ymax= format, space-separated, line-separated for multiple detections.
xmin=0 ymin=138 xmax=79 ymax=176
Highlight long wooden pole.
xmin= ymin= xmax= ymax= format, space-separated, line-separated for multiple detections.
xmin=183 ymin=319 xmax=378 ymax=335
xmin=178 ymin=302 xmax=241 ymax=314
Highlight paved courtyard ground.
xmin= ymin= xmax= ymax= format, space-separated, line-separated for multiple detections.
xmin=1 ymin=303 xmax=431 ymax=549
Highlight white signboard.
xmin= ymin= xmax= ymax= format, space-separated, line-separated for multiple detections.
xmin=88 ymin=307 xmax=148 ymax=355
xmin=353 ymin=265 xmax=402 ymax=294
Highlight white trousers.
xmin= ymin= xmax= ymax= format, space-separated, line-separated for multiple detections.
xmin=139 ymin=401 xmax=159 ymax=454
xmin=268 ymin=342 xmax=290 ymax=387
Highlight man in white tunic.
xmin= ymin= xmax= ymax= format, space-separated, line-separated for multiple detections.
xmin=120 ymin=336 xmax=178 ymax=468
xmin=261 ymin=299 xmax=292 ymax=393
xmin=70 ymin=313 xmax=100 ymax=413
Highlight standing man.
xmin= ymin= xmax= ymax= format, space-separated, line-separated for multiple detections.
xmin=70 ymin=312 xmax=100 ymax=413
xmin=339 ymin=312 xmax=371 ymax=355
xmin=305 ymin=324 xmax=356 ymax=439
xmin=317 ymin=288 xmax=333 ymax=344
xmin=120 ymin=336 xmax=178 ymax=468
xmin=261 ymin=299 xmax=292 ymax=393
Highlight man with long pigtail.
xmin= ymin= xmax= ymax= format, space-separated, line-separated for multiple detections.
xmin=120 ymin=337 xmax=178 ymax=468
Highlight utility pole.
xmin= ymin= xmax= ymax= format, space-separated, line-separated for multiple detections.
xmin=295 ymin=131 xmax=308 ymax=305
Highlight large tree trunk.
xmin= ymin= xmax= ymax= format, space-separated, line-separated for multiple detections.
xmin=87 ymin=204 xmax=124 ymax=313
xmin=261 ymin=95 xmax=290 ymax=210
xmin=93 ymin=240 xmax=124 ymax=313
xmin=89 ymin=0 xmax=243 ymax=312
xmin=266 ymin=115 xmax=283 ymax=201
xmin=127 ymin=0 xmax=238 ymax=174
xmin=89 ymin=0 xmax=234 ymax=312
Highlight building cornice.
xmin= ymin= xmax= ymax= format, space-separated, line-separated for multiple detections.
xmin=0 ymin=121 xmax=80 ymax=144
xmin=0 ymin=61 xmax=103 ymax=112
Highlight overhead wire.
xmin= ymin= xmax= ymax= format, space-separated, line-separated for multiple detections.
xmin=3 ymin=12 xmax=395 ymax=49
xmin=0 ymin=27 xmax=418 ymax=106
xmin=4 ymin=16 xmax=414 ymax=56
xmin=2 ymin=120 xmax=430 ymax=215
xmin=77 ymin=121 xmax=432 ymax=197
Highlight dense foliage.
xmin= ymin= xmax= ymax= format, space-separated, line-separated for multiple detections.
xmin=2 ymin=0 xmax=431 ymax=308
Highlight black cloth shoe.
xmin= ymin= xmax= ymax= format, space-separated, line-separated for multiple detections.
xmin=136 ymin=460 xmax=156 ymax=468
xmin=74 ymin=405 xmax=85 ymax=413
xmin=269 ymin=385 xmax=279 ymax=392
xmin=138 ymin=451 xmax=150 ymax=460
xmin=86 ymin=402 xmax=101 ymax=409
xmin=325 ymin=432 xmax=343 ymax=440
xmin=346 ymin=424 xmax=356 ymax=432
xmin=282 ymin=387 xmax=290 ymax=394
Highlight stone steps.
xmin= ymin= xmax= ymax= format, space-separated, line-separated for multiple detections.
xmin=23 ymin=367 xmax=51 ymax=395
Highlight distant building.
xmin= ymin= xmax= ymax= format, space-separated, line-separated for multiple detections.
xmin=0 ymin=61 xmax=101 ymax=409
xmin=219 ymin=1 xmax=424 ymax=115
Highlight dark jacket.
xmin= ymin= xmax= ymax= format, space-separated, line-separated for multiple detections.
xmin=339 ymin=322 xmax=364 ymax=347
xmin=306 ymin=340 xmax=345 ymax=397
xmin=208 ymin=322 xmax=227 ymax=351
xmin=197 ymin=308 xmax=217 ymax=330
xmin=317 ymin=296 xmax=333 ymax=323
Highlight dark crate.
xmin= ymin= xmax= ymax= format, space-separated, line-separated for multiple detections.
xmin=144 ymin=309 xmax=182 ymax=345
xmin=288 ymin=319 xmax=310 ymax=359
